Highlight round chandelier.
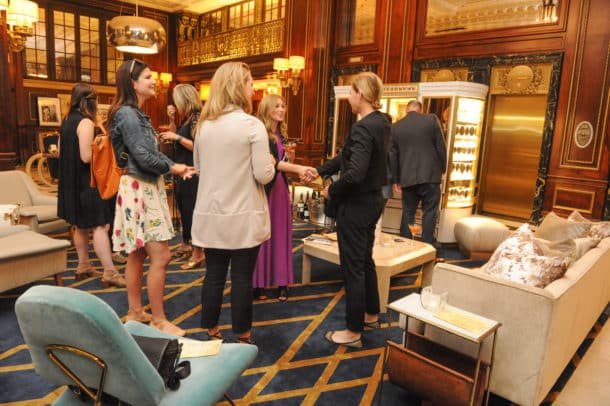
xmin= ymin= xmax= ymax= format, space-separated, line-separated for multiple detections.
xmin=107 ymin=1 xmax=166 ymax=54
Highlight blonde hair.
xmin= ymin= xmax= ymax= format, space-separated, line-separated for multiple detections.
xmin=172 ymin=84 xmax=202 ymax=118
xmin=257 ymin=94 xmax=287 ymax=142
xmin=351 ymin=72 xmax=383 ymax=109
xmin=199 ymin=62 xmax=252 ymax=123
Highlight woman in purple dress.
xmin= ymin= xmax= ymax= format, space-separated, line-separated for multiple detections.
xmin=254 ymin=95 xmax=307 ymax=301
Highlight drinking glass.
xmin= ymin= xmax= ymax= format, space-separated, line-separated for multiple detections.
xmin=420 ymin=286 xmax=448 ymax=313
xmin=408 ymin=223 xmax=421 ymax=238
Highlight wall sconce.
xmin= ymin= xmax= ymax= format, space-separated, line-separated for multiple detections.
xmin=199 ymin=83 xmax=210 ymax=101
xmin=0 ymin=0 xmax=39 ymax=53
xmin=273 ymin=55 xmax=305 ymax=96
xmin=151 ymin=71 xmax=172 ymax=94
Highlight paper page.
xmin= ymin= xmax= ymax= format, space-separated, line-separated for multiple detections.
xmin=434 ymin=307 xmax=493 ymax=336
xmin=178 ymin=338 xmax=222 ymax=358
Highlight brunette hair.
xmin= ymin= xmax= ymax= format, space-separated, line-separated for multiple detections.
xmin=106 ymin=59 xmax=149 ymax=131
xmin=198 ymin=62 xmax=252 ymax=124
xmin=172 ymin=84 xmax=202 ymax=119
xmin=257 ymin=94 xmax=287 ymax=142
xmin=351 ymin=72 xmax=383 ymax=110
xmin=69 ymin=83 xmax=97 ymax=121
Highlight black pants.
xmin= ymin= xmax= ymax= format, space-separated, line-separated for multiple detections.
xmin=400 ymin=183 xmax=441 ymax=244
xmin=174 ymin=176 xmax=198 ymax=243
xmin=201 ymin=246 xmax=260 ymax=334
xmin=336 ymin=192 xmax=383 ymax=332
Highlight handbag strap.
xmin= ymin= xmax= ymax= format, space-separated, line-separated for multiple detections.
xmin=166 ymin=360 xmax=191 ymax=390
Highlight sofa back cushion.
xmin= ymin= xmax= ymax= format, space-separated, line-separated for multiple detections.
xmin=0 ymin=171 xmax=33 ymax=206
xmin=535 ymin=211 xmax=590 ymax=241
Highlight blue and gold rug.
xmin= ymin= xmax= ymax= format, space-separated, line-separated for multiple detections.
xmin=0 ymin=223 xmax=607 ymax=405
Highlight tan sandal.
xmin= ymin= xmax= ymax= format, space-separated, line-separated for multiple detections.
xmin=75 ymin=262 xmax=102 ymax=281
xmin=125 ymin=308 xmax=152 ymax=323
xmin=101 ymin=270 xmax=126 ymax=288
xmin=150 ymin=318 xmax=186 ymax=337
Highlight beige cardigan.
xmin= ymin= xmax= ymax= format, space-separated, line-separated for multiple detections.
xmin=192 ymin=109 xmax=275 ymax=249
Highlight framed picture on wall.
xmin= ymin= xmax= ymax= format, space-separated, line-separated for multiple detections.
xmin=57 ymin=93 xmax=71 ymax=119
xmin=37 ymin=97 xmax=62 ymax=126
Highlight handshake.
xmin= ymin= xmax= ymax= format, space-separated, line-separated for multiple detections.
xmin=299 ymin=167 xmax=319 ymax=183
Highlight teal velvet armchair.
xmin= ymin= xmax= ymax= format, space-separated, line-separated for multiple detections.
xmin=15 ymin=285 xmax=258 ymax=405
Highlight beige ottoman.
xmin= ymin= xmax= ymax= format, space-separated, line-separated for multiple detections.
xmin=0 ymin=228 xmax=70 ymax=292
xmin=454 ymin=216 xmax=510 ymax=259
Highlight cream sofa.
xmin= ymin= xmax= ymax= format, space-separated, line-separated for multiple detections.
xmin=419 ymin=237 xmax=610 ymax=406
xmin=0 ymin=170 xmax=69 ymax=234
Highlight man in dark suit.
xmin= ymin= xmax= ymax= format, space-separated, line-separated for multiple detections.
xmin=389 ymin=100 xmax=447 ymax=243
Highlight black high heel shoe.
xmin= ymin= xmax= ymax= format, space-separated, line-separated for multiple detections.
xmin=278 ymin=286 xmax=288 ymax=302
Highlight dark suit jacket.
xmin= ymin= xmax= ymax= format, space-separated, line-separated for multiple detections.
xmin=388 ymin=111 xmax=447 ymax=187
xmin=317 ymin=110 xmax=390 ymax=199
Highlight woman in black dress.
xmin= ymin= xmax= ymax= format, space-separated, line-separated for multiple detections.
xmin=160 ymin=84 xmax=205 ymax=269
xmin=57 ymin=83 xmax=126 ymax=288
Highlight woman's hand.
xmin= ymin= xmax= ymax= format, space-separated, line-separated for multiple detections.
xmin=322 ymin=185 xmax=330 ymax=199
xmin=160 ymin=131 xmax=179 ymax=143
xmin=171 ymin=163 xmax=196 ymax=179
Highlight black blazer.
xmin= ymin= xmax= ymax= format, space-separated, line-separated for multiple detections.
xmin=317 ymin=110 xmax=390 ymax=199
xmin=388 ymin=111 xmax=447 ymax=187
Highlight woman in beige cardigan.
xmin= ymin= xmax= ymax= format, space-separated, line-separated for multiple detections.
xmin=192 ymin=62 xmax=275 ymax=344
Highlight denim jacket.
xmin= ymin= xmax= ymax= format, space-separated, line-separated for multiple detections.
xmin=110 ymin=105 xmax=174 ymax=183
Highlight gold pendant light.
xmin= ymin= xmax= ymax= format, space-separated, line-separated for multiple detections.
xmin=107 ymin=0 xmax=166 ymax=54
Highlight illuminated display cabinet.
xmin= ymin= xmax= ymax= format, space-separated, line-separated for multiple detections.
xmin=331 ymin=82 xmax=488 ymax=243
xmin=419 ymin=81 xmax=489 ymax=243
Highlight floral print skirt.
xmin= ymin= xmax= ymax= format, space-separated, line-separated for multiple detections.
xmin=112 ymin=175 xmax=175 ymax=254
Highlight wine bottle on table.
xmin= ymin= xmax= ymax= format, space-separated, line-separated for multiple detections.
xmin=297 ymin=193 xmax=305 ymax=220
xmin=304 ymin=192 xmax=310 ymax=221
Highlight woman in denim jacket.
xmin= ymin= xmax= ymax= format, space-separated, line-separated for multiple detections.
xmin=107 ymin=59 xmax=195 ymax=337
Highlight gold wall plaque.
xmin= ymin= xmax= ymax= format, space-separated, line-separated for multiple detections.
xmin=573 ymin=121 xmax=594 ymax=149
xmin=490 ymin=63 xmax=552 ymax=95
xmin=421 ymin=68 xmax=469 ymax=82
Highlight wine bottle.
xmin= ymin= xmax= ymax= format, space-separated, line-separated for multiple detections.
xmin=304 ymin=192 xmax=310 ymax=221
xmin=297 ymin=193 xmax=305 ymax=220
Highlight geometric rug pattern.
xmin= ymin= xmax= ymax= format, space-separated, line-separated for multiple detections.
xmin=0 ymin=222 xmax=607 ymax=405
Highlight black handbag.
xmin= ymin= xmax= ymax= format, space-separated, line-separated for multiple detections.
xmin=132 ymin=335 xmax=191 ymax=390
xmin=322 ymin=175 xmax=339 ymax=218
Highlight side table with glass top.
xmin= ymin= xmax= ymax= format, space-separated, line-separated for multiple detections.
xmin=382 ymin=293 xmax=501 ymax=406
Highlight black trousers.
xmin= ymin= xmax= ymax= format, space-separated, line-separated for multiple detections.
xmin=174 ymin=176 xmax=198 ymax=243
xmin=400 ymin=183 xmax=441 ymax=244
xmin=201 ymin=245 xmax=260 ymax=334
xmin=336 ymin=192 xmax=383 ymax=332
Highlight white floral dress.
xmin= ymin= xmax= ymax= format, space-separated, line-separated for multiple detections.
xmin=112 ymin=175 xmax=175 ymax=253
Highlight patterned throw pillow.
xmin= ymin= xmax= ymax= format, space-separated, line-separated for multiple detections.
xmin=535 ymin=211 xmax=590 ymax=241
xmin=567 ymin=210 xmax=610 ymax=239
xmin=483 ymin=224 xmax=574 ymax=288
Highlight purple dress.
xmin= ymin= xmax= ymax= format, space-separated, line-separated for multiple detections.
xmin=254 ymin=136 xmax=294 ymax=288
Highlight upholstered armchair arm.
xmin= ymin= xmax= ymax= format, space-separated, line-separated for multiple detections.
xmin=29 ymin=193 xmax=58 ymax=206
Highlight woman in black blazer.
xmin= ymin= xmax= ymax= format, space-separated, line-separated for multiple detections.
xmin=305 ymin=72 xmax=391 ymax=347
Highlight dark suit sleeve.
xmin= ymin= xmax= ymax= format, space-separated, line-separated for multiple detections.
xmin=328 ymin=124 xmax=374 ymax=198
xmin=432 ymin=115 xmax=447 ymax=174
xmin=388 ymin=126 xmax=400 ymax=184
xmin=316 ymin=152 xmax=341 ymax=178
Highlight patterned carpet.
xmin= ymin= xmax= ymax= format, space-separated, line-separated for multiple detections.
xmin=0 ymin=222 xmax=607 ymax=405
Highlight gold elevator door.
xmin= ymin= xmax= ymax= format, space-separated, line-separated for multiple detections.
xmin=479 ymin=95 xmax=546 ymax=220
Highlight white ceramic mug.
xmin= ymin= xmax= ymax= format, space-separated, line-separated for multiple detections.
xmin=420 ymin=286 xmax=448 ymax=313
